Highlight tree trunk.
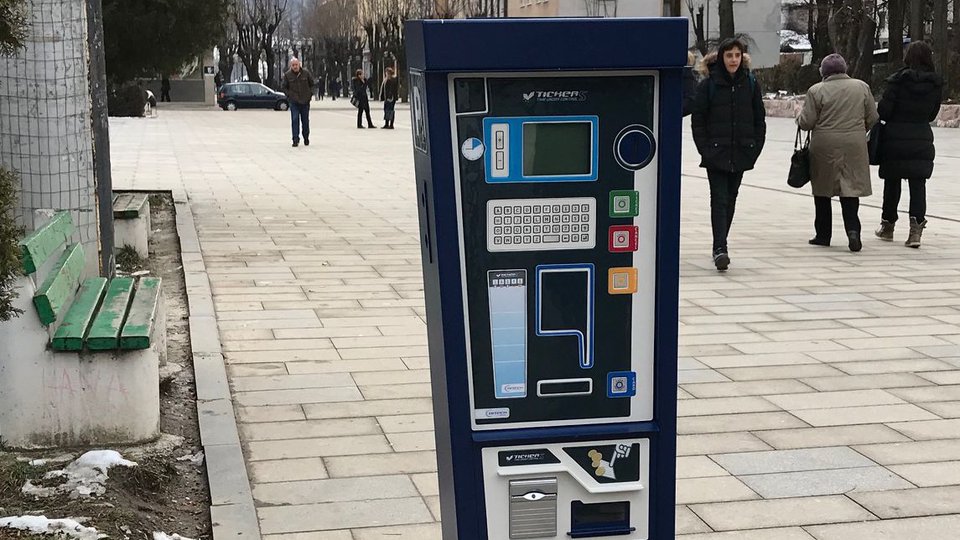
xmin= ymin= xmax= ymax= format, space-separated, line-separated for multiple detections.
xmin=719 ymin=0 xmax=735 ymax=39
xmin=933 ymin=0 xmax=948 ymax=94
xmin=888 ymin=0 xmax=904 ymax=66
xmin=814 ymin=0 xmax=832 ymax=61
xmin=852 ymin=5 xmax=876 ymax=81
xmin=910 ymin=0 xmax=924 ymax=40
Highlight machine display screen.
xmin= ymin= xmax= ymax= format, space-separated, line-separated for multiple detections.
xmin=523 ymin=122 xmax=593 ymax=177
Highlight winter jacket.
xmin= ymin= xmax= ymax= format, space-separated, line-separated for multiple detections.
xmin=351 ymin=77 xmax=371 ymax=104
xmin=281 ymin=68 xmax=315 ymax=105
xmin=798 ymin=74 xmax=878 ymax=198
xmin=691 ymin=52 xmax=767 ymax=172
xmin=877 ymin=67 xmax=943 ymax=180
xmin=380 ymin=77 xmax=400 ymax=103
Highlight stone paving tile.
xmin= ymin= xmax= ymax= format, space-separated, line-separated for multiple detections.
xmin=237 ymin=404 xmax=306 ymax=424
xmin=764 ymin=389 xmax=906 ymax=410
xmin=678 ymin=412 xmax=808 ymax=435
xmin=246 ymin=435 xmax=393 ymax=461
xmin=805 ymin=515 xmax=960 ymax=540
xmin=710 ymin=447 xmax=876 ymax=475
xmin=790 ymin=404 xmax=939 ymax=427
xmin=351 ymin=524 xmax=442 ymax=540
xmin=918 ymin=401 xmax=960 ymax=418
xmin=717 ymin=364 xmax=846 ymax=381
xmin=231 ymin=374 xmax=355 ymax=392
xmin=850 ymin=485 xmax=960 ymax=518
xmin=324 ymin=451 xmax=439 ymax=477
xmin=887 ymin=461 xmax=960 ymax=486
xmin=678 ymin=528 xmax=816 ymax=539
xmin=263 ymin=532 xmax=352 ymax=540
xmin=249 ymin=458 xmax=329 ymax=484
xmin=682 ymin=379 xmax=816 ymax=398
xmin=234 ymin=387 xmax=363 ymax=407
xmin=677 ymin=396 xmax=780 ymax=417
xmin=689 ymin=495 xmax=876 ymax=530
xmin=738 ymin=467 xmax=912 ymax=499
xmin=754 ymin=424 xmax=911 ymax=450
xmin=675 ymin=506 xmax=712 ymax=535
xmin=240 ymin=418 xmax=381 ymax=441
xmin=676 ymin=456 xmax=729 ymax=478
xmin=302 ymin=398 xmax=434 ymax=419
xmin=799 ymin=372 xmax=935 ymax=391
xmin=676 ymin=476 xmax=759 ymax=505
xmin=887 ymin=418 xmax=960 ymax=440
xmin=253 ymin=475 xmax=419 ymax=506
xmin=258 ymin=498 xmax=434 ymax=534
xmin=677 ymin=433 xmax=773 ymax=456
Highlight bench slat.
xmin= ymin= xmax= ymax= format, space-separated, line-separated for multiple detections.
xmin=19 ymin=212 xmax=74 ymax=275
xmin=33 ymin=243 xmax=85 ymax=326
xmin=52 ymin=278 xmax=108 ymax=351
xmin=113 ymin=193 xmax=148 ymax=219
xmin=120 ymin=277 xmax=162 ymax=350
xmin=86 ymin=277 xmax=135 ymax=350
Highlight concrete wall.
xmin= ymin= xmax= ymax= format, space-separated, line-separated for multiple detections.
xmin=142 ymin=79 xmax=209 ymax=102
xmin=0 ymin=0 xmax=100 ymax=276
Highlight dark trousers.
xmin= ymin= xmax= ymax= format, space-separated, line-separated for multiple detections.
xmin=882 ymin=178 xmax=927 ymax=223
xmin=814 ymin=196 xmax=861 ymax=240
xmin=707 ymin=169 xmax=744 ymax=251
xmin=357 ymin=100 xmax=373 ymax=127
xmin=383 ymin=100 xmax=396 ymax=125
xmin=161 ymin=89 xmax=171 ymax=102
xmin=290 ymin=101 xmax=310 ymax=143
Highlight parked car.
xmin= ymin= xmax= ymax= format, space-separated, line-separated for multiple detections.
xmin=217 ymin=82 xmax=289 ymax=111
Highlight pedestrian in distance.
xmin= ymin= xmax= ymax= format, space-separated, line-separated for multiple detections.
xmin=160 ymin=75 xmax=171 ymax=102
xmin=691 ymin=37 xmax=767 ymax=272
xmin=352 ymin=69 xmax=376 ymax=129
xmin=875 ymin=41 xmax=943 ymax=248
xmin=380 ymin=67 xmax=399 ymax=129
xmin=798 ymin=53 xmax=878 ymax=252
xmin=281 ymin=57 xmax=316 ymax=147
xmin=329 ymin=78 xmax=340 ymax=101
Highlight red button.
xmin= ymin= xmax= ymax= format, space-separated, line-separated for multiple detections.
xmin=608 ymin=225 xmax=639 ymax=253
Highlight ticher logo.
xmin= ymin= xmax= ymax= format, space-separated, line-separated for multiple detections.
xmin=522 ymin=90 xmax=589 ymax=103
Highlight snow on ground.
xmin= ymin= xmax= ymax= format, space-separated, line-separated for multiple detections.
xmin=780 ymin=29 xmax=812 ymax=51
xmin=21 ymin=450 xmax=138 ymax=499
xmin=0 ymin=516 xmax=104 ymax=540
xmin=153 ymin=532 xmax=196 ymax=540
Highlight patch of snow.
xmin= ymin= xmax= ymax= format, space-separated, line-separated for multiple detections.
xmin=0 ymin=515 xmax=105 ymax=540
xmin=21 ymin=450 xmax=137 ymax=499
xmin=780 ymin=29 xmax=812 ymax=51
xmin=176 ymin=451 xmax=204 ymax=466
xmin=153 ymin=533 xmax=196 ymax=540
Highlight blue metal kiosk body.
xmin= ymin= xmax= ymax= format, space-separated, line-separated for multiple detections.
xmin=406 ymin=18 xmax=686 ymax=540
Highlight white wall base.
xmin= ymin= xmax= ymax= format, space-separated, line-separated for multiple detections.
xmin=114 ymin=203 xmax=151 ymax=259
xmin=0 ymin=277 xmax=163 ymax=449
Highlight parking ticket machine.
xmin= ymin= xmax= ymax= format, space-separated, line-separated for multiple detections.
xmin=406 ymin=18 xmax=686 ymax=540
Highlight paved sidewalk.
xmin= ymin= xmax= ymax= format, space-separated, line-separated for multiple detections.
xmin=111 ymin=100 xmax=960 ymax=539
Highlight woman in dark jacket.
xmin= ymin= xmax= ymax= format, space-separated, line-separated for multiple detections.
xmin=351 ymin=69 xmax=375 ymax=129
xmin=875 ymin=41 xmax=943 ymax=248
xmin=691 ymin=38 xmax=767 ymax=271
xmin=380 ymin=67 xmax=400 ymax=129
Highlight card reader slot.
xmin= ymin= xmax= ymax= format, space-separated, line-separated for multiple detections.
xmin=537 ymin=378 xmax=593 ymax=397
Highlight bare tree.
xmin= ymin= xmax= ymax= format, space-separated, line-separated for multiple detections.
xmin=829 ymin=0 xmax=875 ymax=81
xmin=909 ymin=0 xmax=924 ymax=40
xmin=685 ymin=0 xmax=707 ymax=54
xmin=235 ymin=0 xmax=264 ymax=82
xmin=932 ymin=0 xmax=948 ymax=93
xmin=888 ymin=0 xmax=904 ymax=67
xmin=259 ymin=0 xmax=288 ymax=88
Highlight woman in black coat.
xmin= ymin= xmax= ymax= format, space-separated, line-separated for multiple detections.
xmin=351 ymin=69 xmax=376 ymax=129
xmin=691 ymin=38 xmax=767 ymax=271
xmin=875 ymin=41 xmax=943 ymax=248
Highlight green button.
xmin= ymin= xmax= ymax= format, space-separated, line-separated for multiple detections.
xmin=609 ymin=190 xmax=639 ymax=218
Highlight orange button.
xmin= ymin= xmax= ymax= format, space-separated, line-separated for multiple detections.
xmin=608 ymin=267 xmax=638 ymax=295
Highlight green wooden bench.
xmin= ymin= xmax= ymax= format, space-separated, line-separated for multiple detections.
xmin=19 ymin=211 xmax=162 ymax=352
xmin=112 ymin=192 xmax=151 ymax=258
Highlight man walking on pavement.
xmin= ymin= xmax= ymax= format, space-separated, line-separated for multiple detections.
xmin=281 ymin=58 xmax=316 ymax=147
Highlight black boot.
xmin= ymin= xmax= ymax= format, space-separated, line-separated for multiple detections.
xmin=847 ymin=231 xmax=862 ymax=252
xmin=712 ymin=247 xmax=730 ymax=272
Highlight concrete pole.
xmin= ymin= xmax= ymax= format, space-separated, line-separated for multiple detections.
xmin=0 ymin=0 xmax=103 ymax=276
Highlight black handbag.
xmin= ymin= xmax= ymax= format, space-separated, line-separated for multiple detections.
xmin=788 ymin=127 xmax=811 ymax=188
xmin=868 ymin=121 xmax=883 ymax=165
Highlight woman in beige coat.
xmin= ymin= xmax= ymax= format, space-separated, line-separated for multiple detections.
xmin=798 ymin=53 xmax=879 ymax=252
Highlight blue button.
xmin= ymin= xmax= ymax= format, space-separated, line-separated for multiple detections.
xmin=607 ymin=371 xmax=637 ymax=398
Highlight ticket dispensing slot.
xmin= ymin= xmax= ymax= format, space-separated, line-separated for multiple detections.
xmin=509 ymin=478 xmax=558 ymax=539
xmin=570 ymin=501 xmax=635 ymax=538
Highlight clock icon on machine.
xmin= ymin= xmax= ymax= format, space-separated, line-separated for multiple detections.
xmin=461 ymin=137 xmax=485 ymax=161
